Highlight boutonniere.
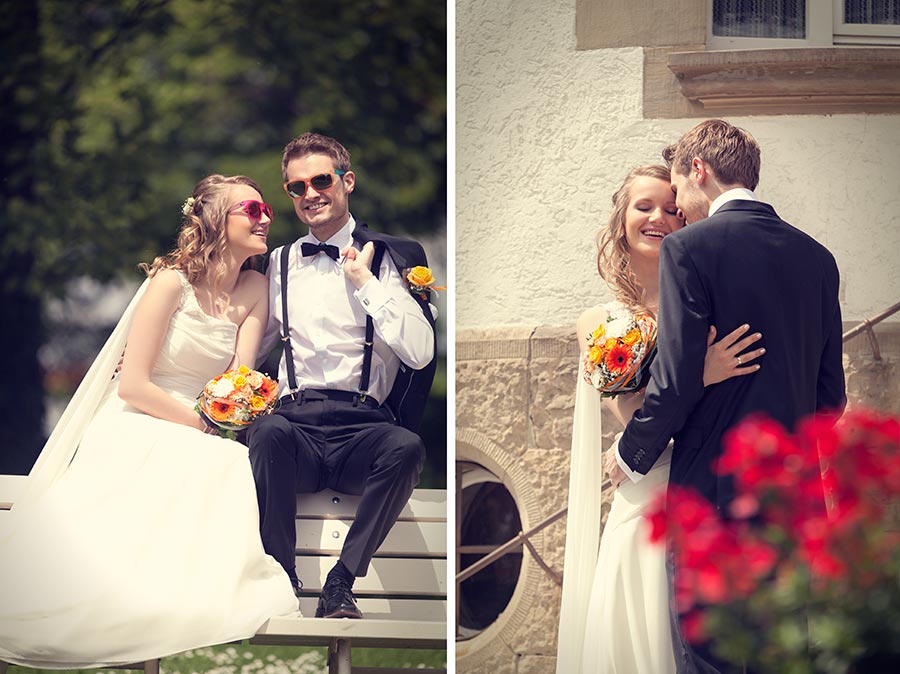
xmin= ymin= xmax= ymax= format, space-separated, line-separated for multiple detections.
xmin=404 ymin=266 xmax=446 ymax=300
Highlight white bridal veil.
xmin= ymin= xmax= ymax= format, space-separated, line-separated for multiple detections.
xmin=555 ymin=374 xmax=606 ymax=673
xmin=9 ymin=280 xmax=150 ymax=514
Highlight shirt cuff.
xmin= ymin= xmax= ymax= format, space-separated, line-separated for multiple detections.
xmin=614 ymin=437 xmax=645 ymax=484
xmin=354 ymin=277 xmax=391 ymax=314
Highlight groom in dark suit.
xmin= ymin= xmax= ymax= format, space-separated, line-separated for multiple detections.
xmin=248 ymin=132 xmax=437 ymax=620
xmin=607 ymin=119 xmax=846 ymax=672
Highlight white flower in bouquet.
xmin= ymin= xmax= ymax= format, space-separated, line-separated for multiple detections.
xmin=211 ymin=377 xmax=235 ymax=398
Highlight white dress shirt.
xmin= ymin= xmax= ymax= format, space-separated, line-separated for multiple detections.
xmin=614 ymin=187 xmax=759 ymax=483
xmin=260 ymin=216 xmax=435 ymax=404
xmin=708 ymin=187 xmax=758 ymax=217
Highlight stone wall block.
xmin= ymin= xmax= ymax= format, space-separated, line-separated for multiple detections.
xmin=516 ymin=654 xmax=558 ymax=674
xmin=457 ymin=358 xmax=530 ymax=451
xmin=530 ymin=356 xmax=579 ymax=450
xmin=845 ymin=352 xmax=900 ymax=415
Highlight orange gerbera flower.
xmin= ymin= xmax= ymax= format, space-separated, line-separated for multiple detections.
xmin=207 ymin=398 xmax=237 ymax=422
xmin=258 ymin=377 xmax=278 ymax=400
xmin=604 ymin=342 xmax=634 ymax=375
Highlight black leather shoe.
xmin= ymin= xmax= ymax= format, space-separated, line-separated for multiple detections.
xmin=291 ymin=578 xmax=304 ymax=610
xmin=315 ymin=577 xmax=363 ymax=619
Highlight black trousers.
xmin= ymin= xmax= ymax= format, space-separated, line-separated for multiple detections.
xmin=247 ymin=391 xmax=425 ymax=581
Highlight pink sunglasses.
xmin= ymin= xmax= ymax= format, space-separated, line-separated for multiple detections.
xmin=229 ymin=200 xmax=273 ymax=220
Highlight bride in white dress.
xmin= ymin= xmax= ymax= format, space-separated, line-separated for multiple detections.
xmin=556 ymin=165 xmax=764 ymax=674
xmin=0 ymin=175 xmax=297 ymax=669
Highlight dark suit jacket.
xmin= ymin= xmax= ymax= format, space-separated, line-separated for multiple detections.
xmin=351 ymin=221 xmax=438 ymax=433
xmin=618 ymin=200 xmax=846 ymax=511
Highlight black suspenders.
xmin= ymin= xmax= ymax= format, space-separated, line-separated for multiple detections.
xmin=279 ymin=243 xmax=300 ymax=398
xmin=279 ymin=241 xmax=385 ymax=402
xmin=358 ymin=244 xmax=386 ymax=402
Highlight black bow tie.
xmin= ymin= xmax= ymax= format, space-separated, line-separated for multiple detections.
xmin=301 ymin=241 xmax=340 ymax=261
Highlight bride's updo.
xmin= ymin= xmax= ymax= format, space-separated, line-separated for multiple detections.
xmin=140 ymin=174 xmax=264 ymax=287
xmin=596 ymin=164 xmax=671 ymax=313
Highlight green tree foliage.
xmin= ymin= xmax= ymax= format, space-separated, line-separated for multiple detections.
xmin=0 ymin=0 xmax=446 ymax=474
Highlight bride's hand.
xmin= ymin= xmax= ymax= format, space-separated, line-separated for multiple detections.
xmin=703 ymin=324 xmax=765 ymax=386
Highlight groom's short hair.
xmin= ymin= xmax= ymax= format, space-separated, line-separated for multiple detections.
xmin=663 ymin=119 xmax=761 ymax=191
xmin=282 ymin=132 xmax=352 ymax=181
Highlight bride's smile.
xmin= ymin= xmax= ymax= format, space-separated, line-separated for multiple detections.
xmin=624 ymin=176 xmax=685 ymax=260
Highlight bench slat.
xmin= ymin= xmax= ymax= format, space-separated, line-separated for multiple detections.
xmin=297 ymin=597 xmax=446 ymax=622
xmin=295 ymin=557 xmax=446 ymax=596
xmin=0 ymin=475 xmax=26 ymax=510
xmin=251 ymin=615 xmax=445 ymax=650
xmin=296 ymin=489 xmax=446 ymax=522
xmin=296 ymin=520 xmax=447 ymax=556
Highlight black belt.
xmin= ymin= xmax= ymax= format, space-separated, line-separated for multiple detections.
xmin=279 ymin=388 xmax=380 ymax=408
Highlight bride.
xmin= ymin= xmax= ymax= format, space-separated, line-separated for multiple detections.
xmin=0 ymin=174 xmax=297 ymax=669
xmin=556 ymin=165 xmax=764 ymax=673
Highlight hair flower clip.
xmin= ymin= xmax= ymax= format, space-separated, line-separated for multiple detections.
xmin=181 ymin=196 xmax=196 ymax=216
xmin=405 ymin=266 xmax=446 ymax=301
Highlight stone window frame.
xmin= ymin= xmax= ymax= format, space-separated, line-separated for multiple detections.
xmin=576 ymin=0 xmax=900 ymax=118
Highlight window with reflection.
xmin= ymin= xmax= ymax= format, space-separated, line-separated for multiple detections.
xmin=708 ymin=0 xmax=900 ymax=48
xmin=456 ymin=462 xmax=523 ymax=639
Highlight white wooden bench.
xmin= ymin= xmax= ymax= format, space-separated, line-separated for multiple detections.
xmin=0 ymin=477 xmax=447 ymax=674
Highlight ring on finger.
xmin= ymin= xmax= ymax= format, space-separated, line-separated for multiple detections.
xmin=736 ymin=355 xmax=742 ymax=365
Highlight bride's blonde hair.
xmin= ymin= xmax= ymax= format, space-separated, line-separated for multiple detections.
xmin=140 ymin=174 xmax=264 ymax=289
xmin=596 ymin=164 xmax=671 ymax=314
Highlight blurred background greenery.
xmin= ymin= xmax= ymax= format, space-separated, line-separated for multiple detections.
xmin=0 ymin=0 xmax=447 ymax=486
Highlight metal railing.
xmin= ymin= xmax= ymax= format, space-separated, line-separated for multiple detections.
xmin=455 ymin=300 xmax=900 ymax=639
xmin=842 ymin=300 xmax=900 ymax=359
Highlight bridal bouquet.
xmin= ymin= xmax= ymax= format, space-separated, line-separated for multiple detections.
xmin=647 ymin=408 xmax=900 ymax=673
xmin=582 ymin=305 xmax=657 ymax=397
xmin=195 ymin=365 xmax=279 ymax=439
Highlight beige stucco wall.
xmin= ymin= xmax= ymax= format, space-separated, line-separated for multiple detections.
xmin=456 ymin=0 xmax=900 ymax=330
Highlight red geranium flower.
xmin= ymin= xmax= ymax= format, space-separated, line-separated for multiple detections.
xmin=645 ymin=408 xmax=900 ymax=669
xmin=680 ymin=610 xmax=706 ymax=644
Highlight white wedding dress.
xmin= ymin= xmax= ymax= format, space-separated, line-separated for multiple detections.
xmin=556 ymin=315 xmax=676 ymax=674
xmin=0 ymin=272 xmax=296 ymax=669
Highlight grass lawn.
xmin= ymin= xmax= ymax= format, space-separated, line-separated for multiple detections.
xmin=6 ymin=642 xmax=447 ymax=674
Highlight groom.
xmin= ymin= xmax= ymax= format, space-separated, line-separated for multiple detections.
xmin=248 ymin=132 xmax=437 ymax=619
xmin=608 ymin=119 xmax=845 ymax=672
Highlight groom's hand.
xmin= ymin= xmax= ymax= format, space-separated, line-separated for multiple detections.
xmin=342 ymin=242 xmax=376 ymax=289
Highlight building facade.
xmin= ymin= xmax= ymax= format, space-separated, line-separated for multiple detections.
xmin=455 ymin=1 xmax=900 ymax=671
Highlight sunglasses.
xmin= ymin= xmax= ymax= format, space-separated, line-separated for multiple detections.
xmin=229 ymin=200 xmax=273 ymax=220
xmin=283 ymin=170 xmax=346 ymax=199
